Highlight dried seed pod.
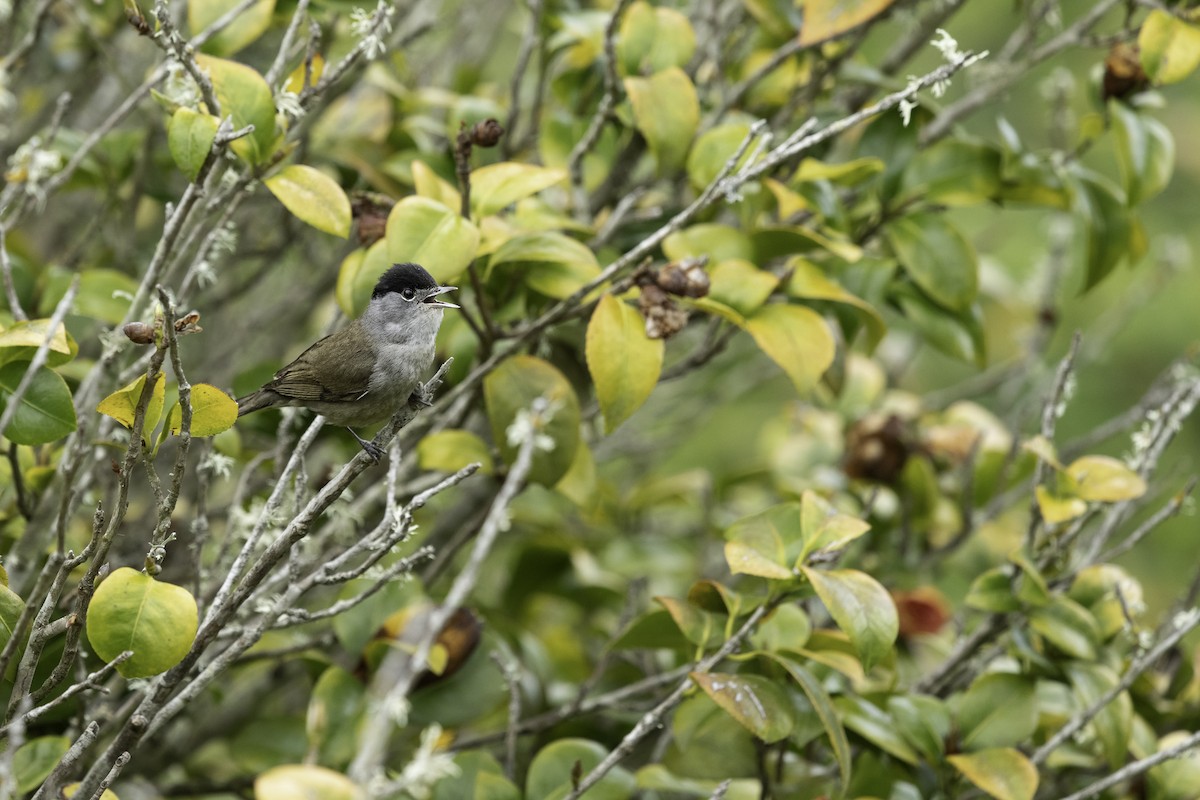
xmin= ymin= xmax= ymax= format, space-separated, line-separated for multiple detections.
xmin=654 ymin=257 xmax=710 ymax=298
xmin=1102 ymin=43 xmax=1148 ymax=101
xmin=842 ymin=413 xmax=911 ymax=485
xmin=351 ymin=192 xmax=396 ymax=247
xmin=123 ymin=322 xmax=156 ymax=345
xmin=469 ymin=118 xmax=504 ymax=148
xmin=638 ymin=284 xmax=689 ymax=340
xmin=174 ymin=311 xmax=203 ymax=335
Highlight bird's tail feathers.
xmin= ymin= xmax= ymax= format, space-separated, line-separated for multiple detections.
xmin=236 ymin=390 xmax=278 ymax=417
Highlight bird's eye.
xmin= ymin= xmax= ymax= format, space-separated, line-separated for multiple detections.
xmin=400 ymin=288 xmax=417 ymax=301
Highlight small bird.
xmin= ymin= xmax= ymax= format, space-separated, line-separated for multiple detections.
xmin=237 ymin=263 xmax=457 ymax=460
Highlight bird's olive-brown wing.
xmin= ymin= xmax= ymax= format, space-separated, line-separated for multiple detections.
xmin=265 ymin=321 xmax=375 ymax=403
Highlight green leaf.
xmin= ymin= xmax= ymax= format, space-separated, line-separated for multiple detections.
xmin=707 ymin=259 xmax=777 ymax=317
xmin=798 ymin=0 xmax=896 ymax=46
xmin=1138 ymin=10 xmax=1200 ymax=85
xmin=957 ymin=673 xmax=1037 ymax=749
xmin=306 ymin=666 xmax=367 ymax=769
xmin=1072 ymin=172 xmax=1134 ymax=292
xmin=1035 ymin=485 xmax=1088 ymax=524
xmin=691 ymin=672 xmax=794 ymax=744
xmin=892 ymin=286 xmax=985 ymax=366
xmin=418 ymin=429 xmax=494 ymax=475
xmin=470 ymin=163 xmax=566 ymax=217
xmin=336 ymin=240 xmax=391 ymax=318
xmin=190 ymin=0 xmax=275 ymax=56
xmin=387 ymin=196 xmax=481 ymax=285
xmin=525 ymin=739 xmax=634 ymax=800
xmin=744 ymin=304 xmax=835 ymax=394
xmin=1065 ymin=662 xmax=1132 ymax=770
xmin=900 ymin=140 xmax=1001 ymax=206
xmin=264 ymin=165 xmax=352 ymax=238
xmin=555 ymin=438 xmax=597 ymax=508
xmin=13 ymin=736 xmax=72 ymax=793
xmin=489 ymin=232 xmax=600 ymax=299
xmin=624 ymin=68 xmax=700 ymax=174
xmin=663 ymin=224 xmax=754 ymax=263
xmin=617 ymin=1 xmax=696 ymax=75
xmin=167 ymin=108 xmax=219 ymax=181
xmin=412 ymin=160 xmax=462 ymax=210
xmin=195 ymin=54 xmax=276 ymax=164
xmin=797 ymin=490 xmax=871 ymax=563
xmin=168 ymin=383 xmax=238 ymax=437
xmin=750 ymin=603 xmax=810 ymax=652
xmin=483 ymin=355 xmax=581 ymax=486
xmin=0 ymin=583 xmax=26 ymax=657
xmin=97 ymin=373 xmax=166 ymax=433
xmin=1110 ymin=102 xmax=1174 ymax=206
xmin=433 ymin=753 xmax=521 ymax=800
xmin=656 ymin=596 xmax=725 ymax=649
xmin=888 ymin=694 xmax=951 ymax=762
xmin=800 ymin=567 xmax=897 ymax=671
xmin=1029 ymin=596 xmax=1100 ymax=660
xmin=786 ymin=259 xmax=886 ymax=349
xmin=254 ymin=765 xmax=361 ymax=800
xmin=86 ymin=567 xmax=198 ymax=678
xmin=0 ymin=318 xmax=76 ymax=368
xmin=1065 ymin=455 xmax=1147 ymax=502
xmin=0 ymin=362 xmax=77 ymax=445
xmin=948 ymin=748 xmax=1038 ymax=800
xmin=41 ymin=268 xmax=137 ymax=325
xmin=793 ymin=156 xmax=885 ymax=186
xmin=833 ymin=694 xmax=920 ymax=765
xmin=687 ymin=122 xmax=753 ymax=189
xmin=965 ymin=568 xmax=1021 ymax=613
xmin=586 ymin=294 xmax=663 ymax=433
xmin=885 ymin=213 xmax=978 ymax=312
xmin=772 ymin=655 xmax=852 ymax=789
xmin=723 ymin=503 xmax=801 ymax=581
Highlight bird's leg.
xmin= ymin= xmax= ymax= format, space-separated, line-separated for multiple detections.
xmin=347 ymin=428 xmax=384 ymax=463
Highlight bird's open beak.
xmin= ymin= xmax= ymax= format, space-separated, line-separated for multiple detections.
xmin=423 ymin=285 xmax=459 ymax=309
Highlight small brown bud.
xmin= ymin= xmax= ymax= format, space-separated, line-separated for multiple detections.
xmin=656 ymin=257 xmax=710 ymax=298
xmin=123 ymin=322 xmax=156 ymax=345
xmin=470 ymin=118 xmax=504 ymax=148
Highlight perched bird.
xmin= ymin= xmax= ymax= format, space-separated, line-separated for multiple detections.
xmin=237 ymin=263 xmax=457 ymax=460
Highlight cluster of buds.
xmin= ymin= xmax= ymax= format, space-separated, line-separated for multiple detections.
xmin=636 ymin=257 xmax=710 ymax=339
xmin=350 ymin=191 xmax=396 ymax=247
xmin=123 ymin=310 xmax=203 ymax=346
xmin=842 ymin=413 xmax=912 ymax=485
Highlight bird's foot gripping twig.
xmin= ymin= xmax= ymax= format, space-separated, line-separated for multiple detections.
xmin=409 ymin=358 xmax=454 ymax=410
xmin=348 ymin=428 xmax=386 ymax=463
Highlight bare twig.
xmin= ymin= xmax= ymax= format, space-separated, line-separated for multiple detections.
xmin=567 ymin=0 xmax=633 ymax=217
xmin=0 ymin=228 xmax=28 ymax=320
xmin=1057 ymin=728 xmax=1200 ymax=800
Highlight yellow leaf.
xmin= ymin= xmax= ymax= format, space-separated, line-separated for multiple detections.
xmin=744 ymin=304 xmax=835 ymax=394
xmin=799 ymin=0 xmax=897 ymax=46
xmin=97 ymin=373 xmax=166 ymax=433
xmin=264 ymin=165 xmax=352 ymax=238
xmin=586 ymin=295 xmax=664 ymax=433
xmin=169 ymin=383 xmax=238 ymax=437
xmin=948 ymin=748 xmax=1038 ymax=800
xmin=1066 ymin=455 xmax=1147 ymax=502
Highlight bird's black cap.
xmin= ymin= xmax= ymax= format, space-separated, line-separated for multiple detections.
xmin=372 ymin=263 xmax=439 ymax=298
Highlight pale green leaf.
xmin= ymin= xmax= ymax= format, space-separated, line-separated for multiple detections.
xmin=1066 ymin=455 xmax=1147 ymax=502
xmin=264 ymin=165 xmax=352 ymax=238
xmin=1108 ymin=102 xmax=1174 ymax=206
xmin=798 ymin=0 xmax=896 ymax=46
xmin=86 ymin=568 xmax=198 ymax=678
xmin=387 ymin=196 xmax=481 ymax=285
xmin=190 ymin=0 xmax=275 ymax=56
xmin=1138 ymin=10 xmax=1200 ymax=85
xmin=168 ymin=108 xmax=219 ymax=181
xmin=948 ymin=748 xmax=1038 ymax=800
xmin=483 ymin=355 xmax=581 ymax=486
xmin=886 ymin=213 xmax=978 ymax=311
xmin=691 ymin=672 xmax=794 ymax=743
xmin=254 ymin=765 xmax=363 ymax=800
xmin=744 ymin=304 xmax=835 ymax=394
xmin=417 ymin=429 xmax=494 ymax=475
xmin=470 ymin=163 xmax=566 ymax=217
xmin=586 ymin=294 xmax=663 ymax=433
xmin=624 ymin=68 xmax=700 ymax=174
xmin=195 ymin=54 xmax=276 ymax=164
xmin=169 ymin=383 xmax=238 ymax=437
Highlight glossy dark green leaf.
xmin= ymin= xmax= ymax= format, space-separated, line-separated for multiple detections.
xmin=901 ymin=140 xmax=1001 ymax=206
xmin=834 ymin=694 xmax=920 ymax=765
xmin=1071 ymin=172 xmax=1134 ymax=292
xmin=0 ymin=362 xmax=77 ymax=445
xmin=1029 ymin=596 xmax=1100 ymax=660
xmin=13 ymin=736 xmax=71 ymax=793
xmin=168 ymin=108 xmax=218 ymax=180
xmin=433 ymin=752 xmax=521 ymax=800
